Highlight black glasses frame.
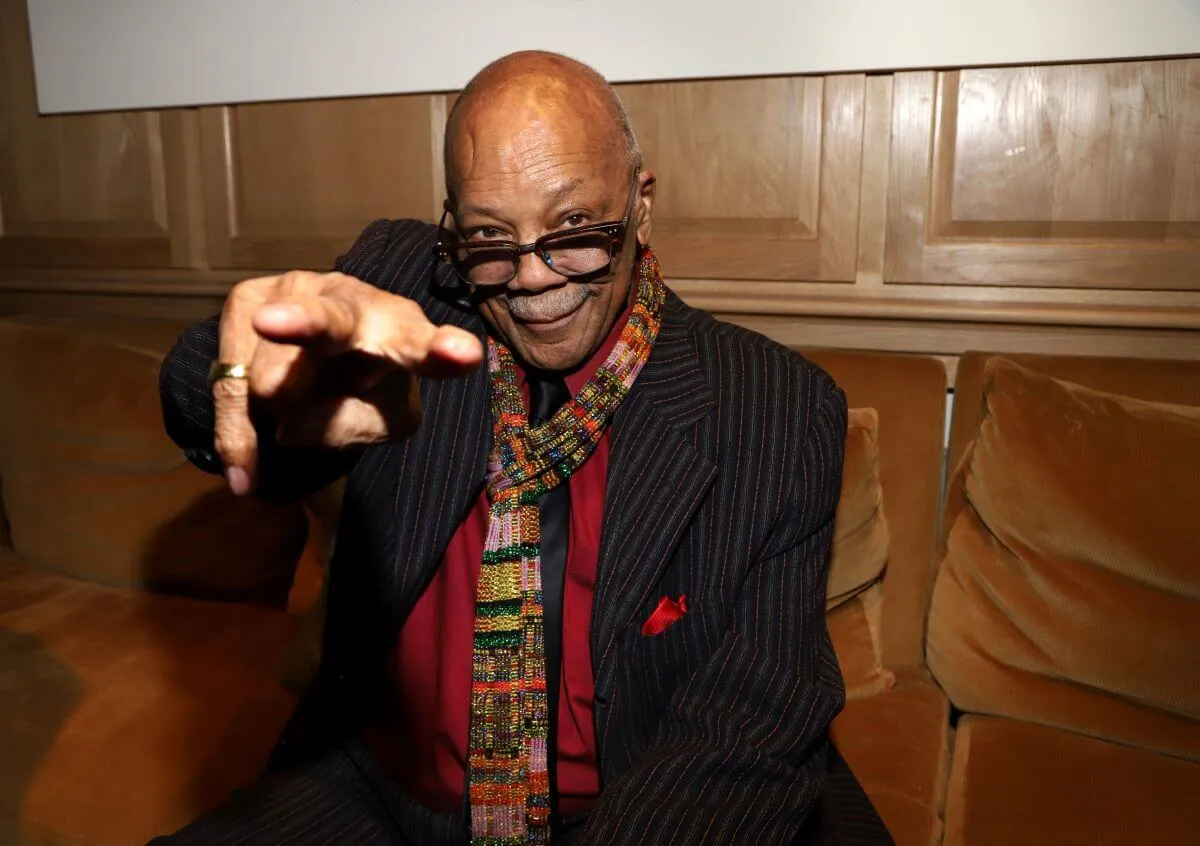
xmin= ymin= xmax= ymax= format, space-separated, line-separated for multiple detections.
xmin=434 ymin=170 xmax=640 ymax=287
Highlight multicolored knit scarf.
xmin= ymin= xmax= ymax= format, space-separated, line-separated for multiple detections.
xmin=468 ymin=249 xmax=665 ymax=844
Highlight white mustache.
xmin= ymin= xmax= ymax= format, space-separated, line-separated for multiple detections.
xmin=504 ymin=285 xmax=593 ymax=322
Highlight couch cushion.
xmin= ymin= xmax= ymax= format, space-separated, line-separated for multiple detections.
xmin=828 ymin=408 xmax=890 ymax=608
xmin=824 ymin=407 xmax=892 ymax=699
xmin=827 ymin=582 xmax=892 ymax=699
xmin=947 ymin=351 xmax=1200 ymax=497
xmin=831 ymin=669 xmax=951 ymax=846
xmin=0 ymin=556 xmax=298 ymax=845
xmin=0 ymin=320 xmax=308 ymax=604
xmin=928 ymin=357 xmax=1200 ymax=760
xmin=944 ymin=716 xmax=1200 ymax=846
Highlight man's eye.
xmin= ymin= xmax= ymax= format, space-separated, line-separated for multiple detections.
xmin=563 ymin=214 xmax=588 ymax=228
xmin=469 ymin=227 xmax=506 ymax=241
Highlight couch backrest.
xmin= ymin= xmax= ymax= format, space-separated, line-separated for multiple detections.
xmin=945 ymin=352 xmax=1200 ymax=551
xmin=0 ymin=316 xmax=309 ymax=606
xmin=0 ymin=314 xmax=195 ymax=553
xmin=800 ymin=348 xmax=947 ymax=669
xmin=932 ymin=351 xmax=1200 ymax=761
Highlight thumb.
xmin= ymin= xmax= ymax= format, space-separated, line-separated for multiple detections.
xmin=275 ymin=368 xmax=423 ymax=448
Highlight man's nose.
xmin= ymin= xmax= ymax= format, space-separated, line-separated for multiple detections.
xmin=507 ymin=250 xmax=564 ymax=293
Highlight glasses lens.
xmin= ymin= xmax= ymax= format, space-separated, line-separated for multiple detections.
xmin=541 ymin=231 xmax=613 ymax=276
xmin=454 ymin=243 xmax=517 ymax=285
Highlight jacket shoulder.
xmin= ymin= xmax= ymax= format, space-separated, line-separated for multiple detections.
xmin=333 ymin=219 xmax=444 ymax=303
xmin=681 ymin=299 xmax=843 ymax=421
xmin=675 ymin=297 xmax=848 ymax=540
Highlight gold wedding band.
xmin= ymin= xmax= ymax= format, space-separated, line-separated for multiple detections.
xmin=207 ymin=361 xmax=248 ymax=389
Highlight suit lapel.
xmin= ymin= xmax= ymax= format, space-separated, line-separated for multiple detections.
xmin=592 ymin=294 xmax=716 ymax=695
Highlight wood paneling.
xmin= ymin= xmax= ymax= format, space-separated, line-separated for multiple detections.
xmin=887 ymin=60 xmax=1200 ymax=289
xmin=1 ymin=0 xmax=1198 ymax=366
xmin=0 ymin=0 xmax=195 ymax=269
xmin=855 ymin=74 xmax=894 ymax=288
xmin=199 ymin=94 xmax=444 ymax=271
xmin=617 ymin=74 xmax=864 ymax=282
xmin=0 ymin=290 xmax=224 ymax=323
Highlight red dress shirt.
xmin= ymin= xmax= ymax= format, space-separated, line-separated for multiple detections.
xmin=365 ymin=304 xmax=633 ymax=817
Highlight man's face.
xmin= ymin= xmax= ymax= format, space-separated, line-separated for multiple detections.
xmin=449 ymin=111 xmax=654 ymax=373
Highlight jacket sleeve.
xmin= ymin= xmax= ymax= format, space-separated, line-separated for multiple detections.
xmin=157 ymin=219 xmax=394 ymax=502
xmin=579 ymin=377 xmax=848 ymax=845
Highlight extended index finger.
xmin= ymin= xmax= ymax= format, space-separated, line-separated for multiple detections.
xmin=253 ymin=284 xmax=482 ymax=377
xmin=251 ymin=292 xmax=359 ymax=351
xmin=355 ymin=293 xmax=483 ymax=377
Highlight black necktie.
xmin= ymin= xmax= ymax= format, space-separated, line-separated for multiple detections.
xmin=528 ymin=375 xmax=570 ymax=828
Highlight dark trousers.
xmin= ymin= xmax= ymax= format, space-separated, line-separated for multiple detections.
xmin=151 ymin=743 xmax=892 ymax=845
xmin=149 ymin=739 xmax=585 ymax=846
xmin=148 ymin=742 xmax=417 ymax=846
xmin=796 ymin=748 xmax=896 ymax=846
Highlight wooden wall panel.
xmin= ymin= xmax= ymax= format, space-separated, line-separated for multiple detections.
xmin=887 ymin=60 xmax=1200 ymax=290
xmin=0 ymin=0 xmax=193 ymax=269
xmin=0 ymin=0 xmax=1197 ymax=366
xmin=199 ymin=94 xmax=444 ymax=271
xmin=617 ymin=74 xmax=864 ymax=282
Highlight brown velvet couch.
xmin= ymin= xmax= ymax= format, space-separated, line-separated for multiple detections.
xmin=1 ymin=313 xmax=1196 ymax=845
xmin=816 ymin=349 xmax=1200 ymax=846
xmin=927 ymin=353 xmax=1200 ymax=846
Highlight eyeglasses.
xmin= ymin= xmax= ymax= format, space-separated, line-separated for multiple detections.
xmin=434 ymin=172 xmax=640 ymax=288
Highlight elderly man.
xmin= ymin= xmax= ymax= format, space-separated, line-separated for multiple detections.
xmin=156 ymin=51 xmax=890 ymax=845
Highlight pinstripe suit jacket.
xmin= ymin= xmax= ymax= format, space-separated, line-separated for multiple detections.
xmin=160 ymin=219 xmax=851 ymax=845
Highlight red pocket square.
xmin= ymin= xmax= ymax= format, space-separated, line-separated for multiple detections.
xmin=642 ymin=594 xmax=688 ymax=636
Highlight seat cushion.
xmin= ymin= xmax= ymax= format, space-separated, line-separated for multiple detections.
xmin=928 ymin=357 xmax=1200 ymax=760
xmin=0 ymin=556 xmax=298 ymax=845
xmin=944 ymin=716 xmax=1200 ymax=846
xmin=831 ymin=670 xmax=951 ymax=846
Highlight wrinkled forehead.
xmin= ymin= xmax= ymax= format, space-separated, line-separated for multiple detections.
xmin=446 ymin=81 xmax=628 ymax=195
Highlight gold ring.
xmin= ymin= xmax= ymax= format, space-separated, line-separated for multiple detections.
xmin=207 ymin=361 xmax=248 ymax=389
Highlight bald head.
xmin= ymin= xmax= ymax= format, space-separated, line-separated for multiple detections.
xmin=444 ymin=51 xmax=640 ymax=200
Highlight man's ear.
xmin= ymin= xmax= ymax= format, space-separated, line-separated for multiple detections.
xmin=635 ymin=170 xmax=656 ymax=247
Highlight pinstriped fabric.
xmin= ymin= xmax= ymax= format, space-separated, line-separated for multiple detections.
xmin=158 ymin=219 xmax=891 ymax=845
xmin=148 ymin=745 xmax=404 ymax=845
xmin=578 ymin=308 xmax=855 ymax=846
